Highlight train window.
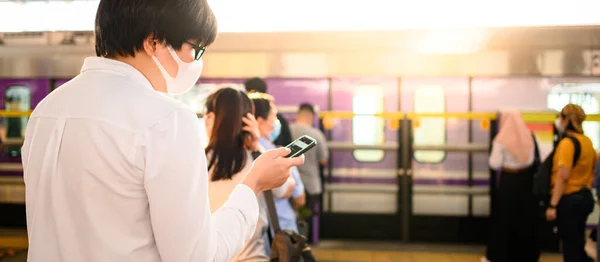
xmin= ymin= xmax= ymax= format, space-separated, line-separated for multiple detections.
xmin=352 ymin=85 xmax=385 ymax=162
xmin=3 ymin=86 xmax=31 ymax=157
xmin=547 ymin=88 xmax=600 ymax=149
xmin=413 ymin=85 xmax=446 ymax=163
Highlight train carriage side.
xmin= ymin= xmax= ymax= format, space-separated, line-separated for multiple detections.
xmin=0 ymin=78 xmax=51 ymax=227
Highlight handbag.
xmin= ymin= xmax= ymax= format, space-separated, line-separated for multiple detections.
xmin=251 ymin=150 xmax=316 ymax=262
xmin=264 ymin=190 xmax=316 ymax=262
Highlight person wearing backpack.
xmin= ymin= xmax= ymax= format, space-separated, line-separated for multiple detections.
xmin=547 ymin=104 xmax=597 ymax=262
xmin=482 ymin=110 xmax=540 ymax=262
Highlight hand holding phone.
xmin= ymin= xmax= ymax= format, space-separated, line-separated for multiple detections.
xmin=284 ymin=135 xmax=317 ymax=158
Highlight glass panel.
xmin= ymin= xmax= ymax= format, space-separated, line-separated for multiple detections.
xmin=547 ymin=84 xmax=600 ymax=150
xmin=413 ymin=85 xmax=446 ymax=163
xmin=352 ymin=85 xmax=385 ymax=162
xmin=3 ymin=85 xmax=31 ymax=157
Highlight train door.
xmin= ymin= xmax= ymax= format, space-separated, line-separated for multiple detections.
xmin=0 ymin=78 xmax=50 ymax=227
xmin=400 ymin=78 xmax=485 ymax=242
xmin=266 ymin=78 xmax=329 ymax=124
xmin=321 ymin=77 xmax=401 ymax=240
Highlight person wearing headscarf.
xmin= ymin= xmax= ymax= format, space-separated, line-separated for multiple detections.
xmin=483 ymin=110 xmax=540 ymax=262
xmin=547 ymin=104 xmax=596 ymax=262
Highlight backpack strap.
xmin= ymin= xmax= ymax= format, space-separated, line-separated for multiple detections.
xmin=532 ymin=133 xmax=540 ymax=166
xmin=565 ymin=136 xmax=581 ymax=168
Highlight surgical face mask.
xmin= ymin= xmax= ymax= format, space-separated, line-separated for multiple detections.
xmin=555 ymin=118 xmax=566 ymax=133
xmin=269 ymin=119 xmax=282 ymax=142
xmin=152 ymin=45 xmax=203 ymax=95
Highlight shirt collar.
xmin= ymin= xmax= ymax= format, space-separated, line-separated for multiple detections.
xmin=80 ymin=57 xmax=154 ymax=91
xmin=258 ymin=137 xmax=274 ymax=149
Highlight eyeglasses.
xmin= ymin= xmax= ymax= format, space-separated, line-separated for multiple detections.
xmin=185 ymin=41 xmax=206 ymax=61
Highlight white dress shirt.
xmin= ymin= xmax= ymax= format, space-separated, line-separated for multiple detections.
xmin=22 ymin=57 xmax=259 ymax=262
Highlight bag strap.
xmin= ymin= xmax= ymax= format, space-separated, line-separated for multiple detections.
xmin=532 ymin=132 xmax=541 ymax=165
xmin=264 ymin=190 xmax=281 ymax=232
xmin=250 ymin=151 xmax=282 ymax=233
xmin=565 ymin=136 xmax=581 ymax=168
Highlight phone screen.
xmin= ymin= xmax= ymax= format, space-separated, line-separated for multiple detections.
xmin=287 ymin=141 xmax=307 ymax=157
xmin=285 ymin=135 xmax=316 ymax=158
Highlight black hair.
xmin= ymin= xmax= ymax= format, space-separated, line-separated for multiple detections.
xmin=94 ymin=0 xmax=218 ymax=58
xmin=274 ymin=113 xmax=293 ymax=147
xmin=251 ymin=97 xmax=272 ymax=120
xmin=244 ymin=77 xmax=268 ymax=93
xmin=205 ymin=88 xmax=254 ymax=181
xmin=298 ymin=103 xmax=316 ymax=115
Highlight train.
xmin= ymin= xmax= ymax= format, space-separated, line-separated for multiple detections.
xmin=1 ymin=26 xmax=600 ymax=245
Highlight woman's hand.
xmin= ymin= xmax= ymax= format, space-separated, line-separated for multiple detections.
xmin=546 ymin=207 xmax=557 ymax=221
xmin=242 ymin=113 xmax=260 ymax=151
xmin=242 ymin=147 xmax=305 ymax=195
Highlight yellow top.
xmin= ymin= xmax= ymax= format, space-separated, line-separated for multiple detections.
xmin=551 ymin=133 xmax=597 ymax=195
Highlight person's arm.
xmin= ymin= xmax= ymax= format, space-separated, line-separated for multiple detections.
xmin=488 ymin=142 xmax=503 ymax=170
xmin=290 ymin=167 xmax=306 ymax=208
xmin=317 ymin=132 xmax=329 ymax=165
xmin=275 ymin=175 xmax=295 ymax=199
xmin=143 ymin=110 xmax=259 ymax=262
xmin=271 ymin=175 xmax=294 ymax=199
xmin=549 ymin=139 xmax=575 ymax=210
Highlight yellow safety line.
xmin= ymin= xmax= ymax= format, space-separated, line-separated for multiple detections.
xmin=522 ymin=113 xmax=600 ymax=123
xmin=319 ymin=111 xmax=405 ymax=120
xmin=0 ymin=111 xmax=32 ymax=117
xmin=406 ymin=112 xmax=497 ymax=120
xmin=0 ymin=237 xmax=28 ymax=249
xmin=2 ymin=110 xmax=599 ymax=123
xmin=318 ymin=111 xmax=498 ymax=120
xmin=318 ymin=111 xmax=600 ymax=122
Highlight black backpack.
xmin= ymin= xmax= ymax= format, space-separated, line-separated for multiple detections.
xmin=532 ymin=135 xmax=581 ymax=205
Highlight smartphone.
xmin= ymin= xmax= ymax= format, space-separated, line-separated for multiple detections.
xmin=284 ymin=135 xmax=317 ymax=158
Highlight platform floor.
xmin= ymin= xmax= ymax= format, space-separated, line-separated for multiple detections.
xmin=0 ymin=240 xmax=565 ymax=262
xmin=0 ymin=249 xmax=564 ymax=262
xmin=311 ymin=240 xmax=563 ymax=262
xmin=312 ymin=249 xmax=562 ymax=262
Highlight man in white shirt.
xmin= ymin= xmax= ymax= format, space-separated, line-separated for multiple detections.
xmin=21 ymin=0 xmax=304 ymax=261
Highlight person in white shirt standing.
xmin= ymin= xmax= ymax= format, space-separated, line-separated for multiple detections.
xmin=21 ymin=0 xmax=304 ymax=261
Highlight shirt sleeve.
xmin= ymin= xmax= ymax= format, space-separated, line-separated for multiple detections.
xmin=271 ymin=176 xmax=292 ymax=198
xmin=488 ymin=142 xmax=503 ymax=170
xmin=142 ymin=110 xmax=259 ymax=262
xmin=290 ymin=167 xmax=305 ymax=199
xmin=555 ymin=138 xmax=575 ymax=168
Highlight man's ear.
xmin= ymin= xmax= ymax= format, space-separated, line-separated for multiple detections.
xmin=142 ymin=35 xmax=159 ymax=56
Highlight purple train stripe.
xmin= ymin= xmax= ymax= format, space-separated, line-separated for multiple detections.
xmin=0 ymin=171 xmax=24 ymax=176
xmin=330 ymin=177 xmax=490 ymax=186
xmin=0 ymin=157 xmax=24 ymax=163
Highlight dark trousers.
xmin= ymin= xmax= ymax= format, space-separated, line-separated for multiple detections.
xmin=486 ymin=169 xmax=540 ymax=262
xmin=557 ymin=189 xmax=594 ymax=262
xmin=305 ymin=193 xmax=321 ymax=244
